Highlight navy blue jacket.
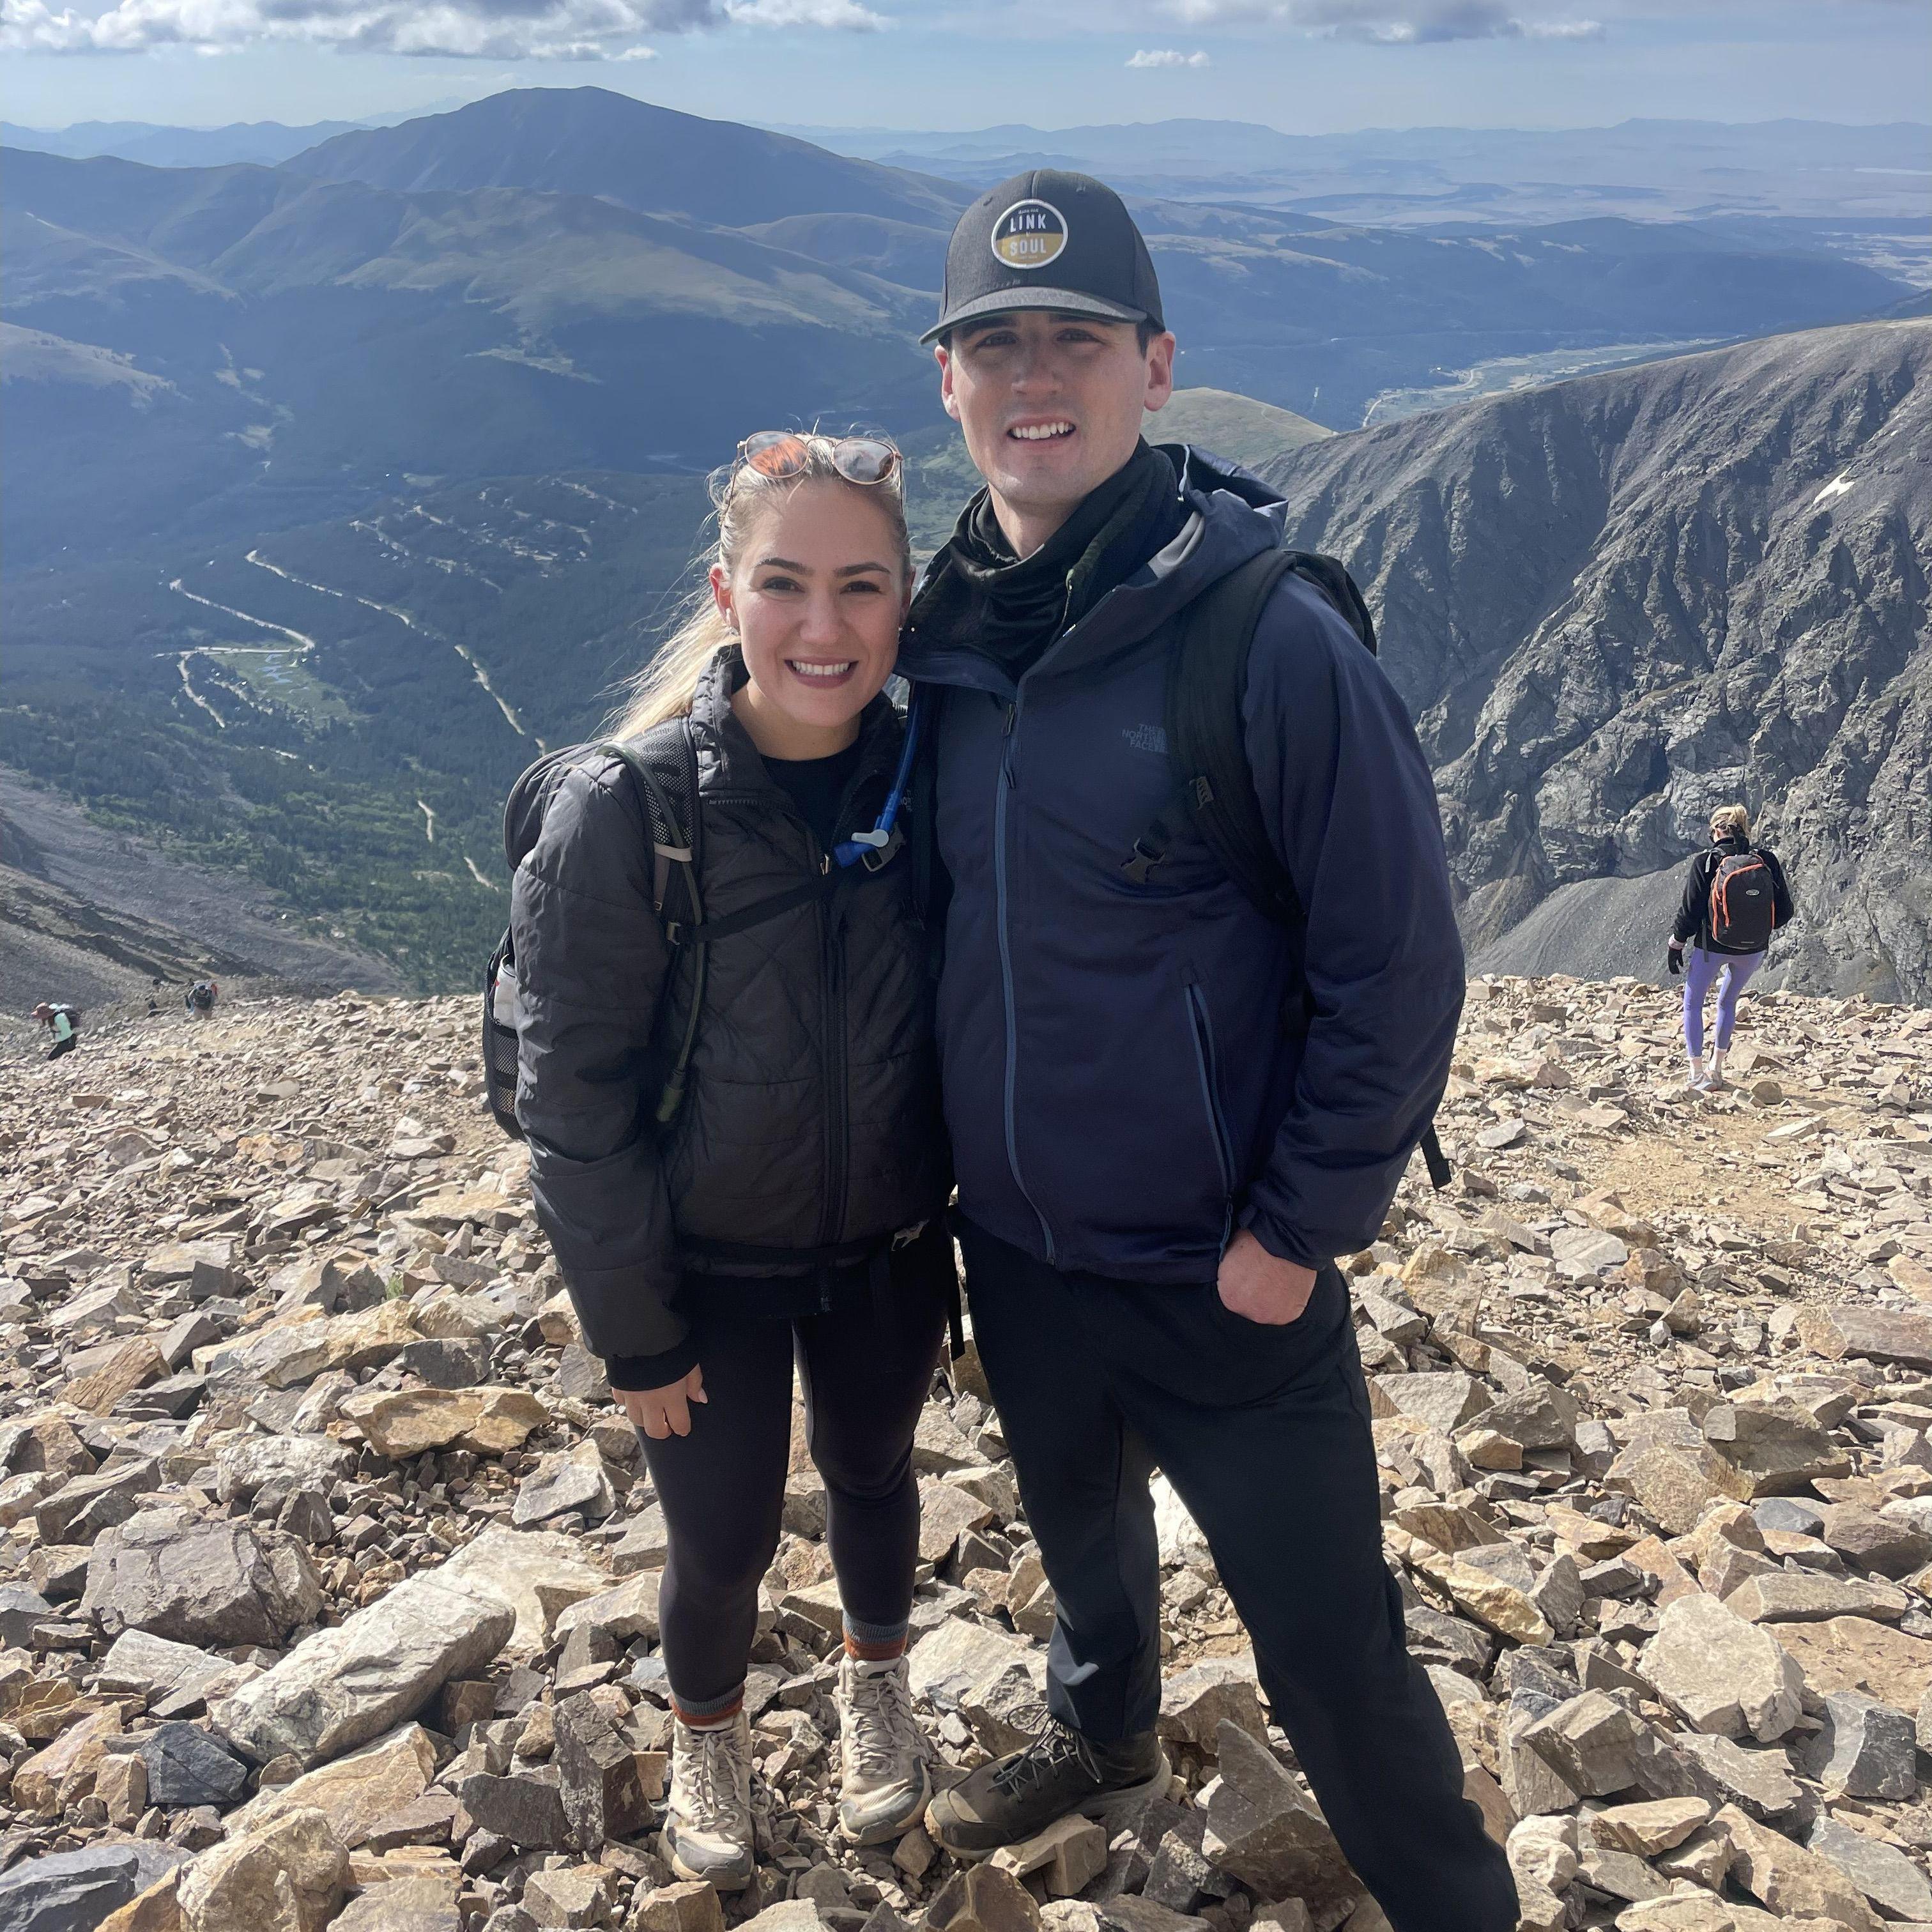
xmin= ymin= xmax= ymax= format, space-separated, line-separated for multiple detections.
xmin=898 ymin=447 xmax=1464 ymax=1282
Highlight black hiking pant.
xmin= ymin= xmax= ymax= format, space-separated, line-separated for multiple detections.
xmin=45 ymin=1036 xmax=77 ymax=1061
xmin=637 ymin=1231 xmax=949 ymax=1715
xmin=957 ymin=1216 xmax=1518 ymax=1932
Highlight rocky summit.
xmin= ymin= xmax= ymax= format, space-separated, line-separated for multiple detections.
xmin=1 ymin=979 xmax=1931 ymax=1932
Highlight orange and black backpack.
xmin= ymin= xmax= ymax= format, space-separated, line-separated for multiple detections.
xmin=1708 ymin=848 xmax=1778 ymax=952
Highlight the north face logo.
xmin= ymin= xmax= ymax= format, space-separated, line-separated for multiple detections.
xmin=1122 ymin=723 xmax=1167 ymax=755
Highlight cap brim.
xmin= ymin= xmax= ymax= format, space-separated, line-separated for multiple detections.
xmin=919 ymin=288 xmax=1151 ymax=346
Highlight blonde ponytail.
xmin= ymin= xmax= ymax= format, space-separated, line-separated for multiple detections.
xmin=607 ymin=433 xmax=910 ymax=740
xmin=1710 ymin=804 xmax=1752 ymax=843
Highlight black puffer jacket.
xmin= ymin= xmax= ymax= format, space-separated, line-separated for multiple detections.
xmin=509 ymin=649 xmax=949 ymax=1372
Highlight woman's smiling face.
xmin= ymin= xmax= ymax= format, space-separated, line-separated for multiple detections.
xmin=713 ymin=479 xmax=908 ymax=755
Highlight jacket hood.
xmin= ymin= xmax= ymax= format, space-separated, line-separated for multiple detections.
xmin=900 ymin=442 xmax=1290 ymax=693
xmin=1158 ymin=441 xmax=1291 ymax=522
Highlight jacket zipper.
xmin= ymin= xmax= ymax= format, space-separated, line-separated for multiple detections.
xmin=1184 ymin=980 xmax=1236 ymax=1238
xmin=816 ymin=841 xmax=849 ymax=1254
xmin=994 ymin=696 xmax=1055 ymax=1262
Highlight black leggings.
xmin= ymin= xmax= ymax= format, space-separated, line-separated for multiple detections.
xmin=638 ymin=1236 xmax=948 ymax=1713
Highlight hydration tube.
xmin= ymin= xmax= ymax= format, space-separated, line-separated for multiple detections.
xmin=833 ymin=686 xmax=924 ymax=870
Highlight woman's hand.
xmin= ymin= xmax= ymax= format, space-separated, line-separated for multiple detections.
xmin=621 ymin=1365 xmax=707 ymax=1439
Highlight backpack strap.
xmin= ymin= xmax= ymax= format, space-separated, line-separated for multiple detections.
xmin=597 ymin=724 xmax=900 ymax=1126
xmin=1123 ymin=547 xmax=1304 ymax=919
xmin=1124 ymin=546 xmax=1455 ymax=1194
xmin=596 ymin=726 xmax=708 ymax=1126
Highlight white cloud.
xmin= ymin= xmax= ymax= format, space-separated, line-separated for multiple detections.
xmin=0 ymin=0 xmax=879 ymax=55
xmin=1126 ymin=44 xmax=1209 ymax=63
xmin=725 ymin=0 xmax=881 ymax=24
xmin=1164 ymin=0 xmax=1604 ymax=39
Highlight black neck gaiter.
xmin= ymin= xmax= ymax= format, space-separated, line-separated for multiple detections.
xmin=910 ymin=440 xmax=1185 ymax=680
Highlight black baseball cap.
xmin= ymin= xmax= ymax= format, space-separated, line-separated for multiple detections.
xmin=921 ymin=169 xmax=1165 ymax=346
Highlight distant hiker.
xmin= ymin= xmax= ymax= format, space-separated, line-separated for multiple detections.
xmin=503 ymin=433 xmax=949 ymax=1887
xmin=899 ymin=174 xmax=1514 ymax=1929
xmin=148 ymin=977 xmax=163 ymax=1018
xmin=185 ymin=979 xmax=218 ymax=1020
xmin=33 ymin=1002 xmax=79 ymax=1061
xmin=1667 ymin=803 xmax=1793 ymax=1088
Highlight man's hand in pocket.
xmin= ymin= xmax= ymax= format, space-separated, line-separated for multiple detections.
xmin=1216 ymin=1229 xmax=1317 ymax=1326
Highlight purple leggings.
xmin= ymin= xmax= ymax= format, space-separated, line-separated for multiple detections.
xmin=1682 ymin=945 xmax=1764 ymax=1058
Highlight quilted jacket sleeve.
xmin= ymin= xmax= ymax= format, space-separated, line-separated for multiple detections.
xmin=510 ymin=761 xmax=687 ymax=1365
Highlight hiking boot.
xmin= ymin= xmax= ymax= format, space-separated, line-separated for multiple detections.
xmin=665 ymin=1711 xmax=756 ymax=1890
xmin=924 ymin=1714 xmax=1167 ymax=1858
xmin=836 ymin=1653 xmax=930 ymax=1844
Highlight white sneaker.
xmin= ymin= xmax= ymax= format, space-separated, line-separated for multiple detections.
xmin=836 ymin=1653 xmax=930 ymax=1845
xmin=1686 ymin=1054 xmax=1710 ymax=1091
xmin=1708 ymin=1050 xmax=1728 ymax=1088
xmin=666 ymin=1711 xmax=756 ymax=1889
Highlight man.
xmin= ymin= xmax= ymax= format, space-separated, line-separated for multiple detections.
xmin=898 ymin=171 xmax=1515 ymax=1932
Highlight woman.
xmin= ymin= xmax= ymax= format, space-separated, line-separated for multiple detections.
xmin=1667 ymin=803 xmax=1793 ymax=1089
xmin=509 ymin=433 xmax=951 ymax=1887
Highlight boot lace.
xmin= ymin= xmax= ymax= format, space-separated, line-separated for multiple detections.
xmin=989 ymin=1712 xmax=1092 ymax=1797
xmin=847 ymin=1663 xmax=921 ymax=1780
xmin=677 ymin=1720 xmax=749 ymax=1831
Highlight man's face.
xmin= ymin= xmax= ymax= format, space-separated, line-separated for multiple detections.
xmin=937 ymin=310 xmax=1176 ymax=524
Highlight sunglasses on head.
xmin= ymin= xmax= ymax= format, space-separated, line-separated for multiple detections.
xmin=735 ymin=431 xmax=900 ymax=487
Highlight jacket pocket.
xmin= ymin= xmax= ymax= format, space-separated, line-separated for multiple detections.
xmin=1183 ymin=980 xmax=1236 ymax=1204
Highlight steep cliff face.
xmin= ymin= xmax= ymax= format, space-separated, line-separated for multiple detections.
xmin=1259 ymin=319 xmax=1931 ymax=1002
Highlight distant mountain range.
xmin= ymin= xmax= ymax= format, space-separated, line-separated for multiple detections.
xmin=1260 ymin=318 xmax=1931 ymax=1002
xmin=0 ymin=109 xmax=434 ymax=169
xmin=768 ymin=115 xmax=1932 ymax=230
xmin=3 ymin=86 xmax=1913 ymax=578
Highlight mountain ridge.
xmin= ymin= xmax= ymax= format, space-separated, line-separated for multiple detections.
xmin=1260 ymin=316 xmax=1931 ymax=1001
xmin=283 ymin=86 xmax=972 ymax=230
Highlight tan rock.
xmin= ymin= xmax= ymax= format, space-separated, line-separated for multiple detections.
xmin=11 ymin=1703 xmax=122 ymax=1814
xmin=928 ymin=1862 xmax=1045 ymax=1932
xmin=226 ymin=1723 xmax=437 ymax=1847
xmin=1715 ymin=1805 xmax=1882 ymax=1932
xmin=1639 ymin=1595 xmax=1805 ymax=1742
xmin=339 ymin=1386 xmax=548 ymax=1459
xmin=434 ymin=1525 xmax=611 ymax=1656
xmin=1770 ymin=1615 xmax=1932 ymax=1709
xmin=99 ymin=1876 xmax=183 ymax=1932
xmin=61 ymin=1338 xmax=166 ymax=1413
xmin=178 ymin=1807 xmax=351 ymax=1932
xmin=1588 ymin=1797 xmax=1713 ymax=1856
xmin=629 ymin=1883 xmax=725 ymax=1932
xmin=1606 ymin=1445 xmax=1730 ymax=1535
xmin=1406 ymin=1544 xmax=1552 ymax=1644
xmin=989 ymin=1815 xmax=1108 ymax=1896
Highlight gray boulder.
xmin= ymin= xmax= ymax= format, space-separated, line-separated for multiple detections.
xmin=82 ymin=1509 xmax=321 ymax=1648
xmin=141 ymin=1721 xmax=251 ymax=1807
xmin=0 ymin=1844 xmax=187 ymax=1932
xmin=211 ymin=1568 xmax=513 ymax=1767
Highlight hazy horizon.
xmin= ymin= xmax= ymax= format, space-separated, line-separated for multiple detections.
xmin=5 ymin=1 xmax=1929 ymax=141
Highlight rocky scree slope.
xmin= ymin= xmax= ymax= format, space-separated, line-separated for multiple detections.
xmin=1259 ymin=319 xmax=1931 ymax=1004
xmin=0 ymin=979 xmax=1930 ymax=1932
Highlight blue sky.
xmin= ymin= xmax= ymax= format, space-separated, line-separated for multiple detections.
xmin=3 ymin=0 xmax=1928 ymax=134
